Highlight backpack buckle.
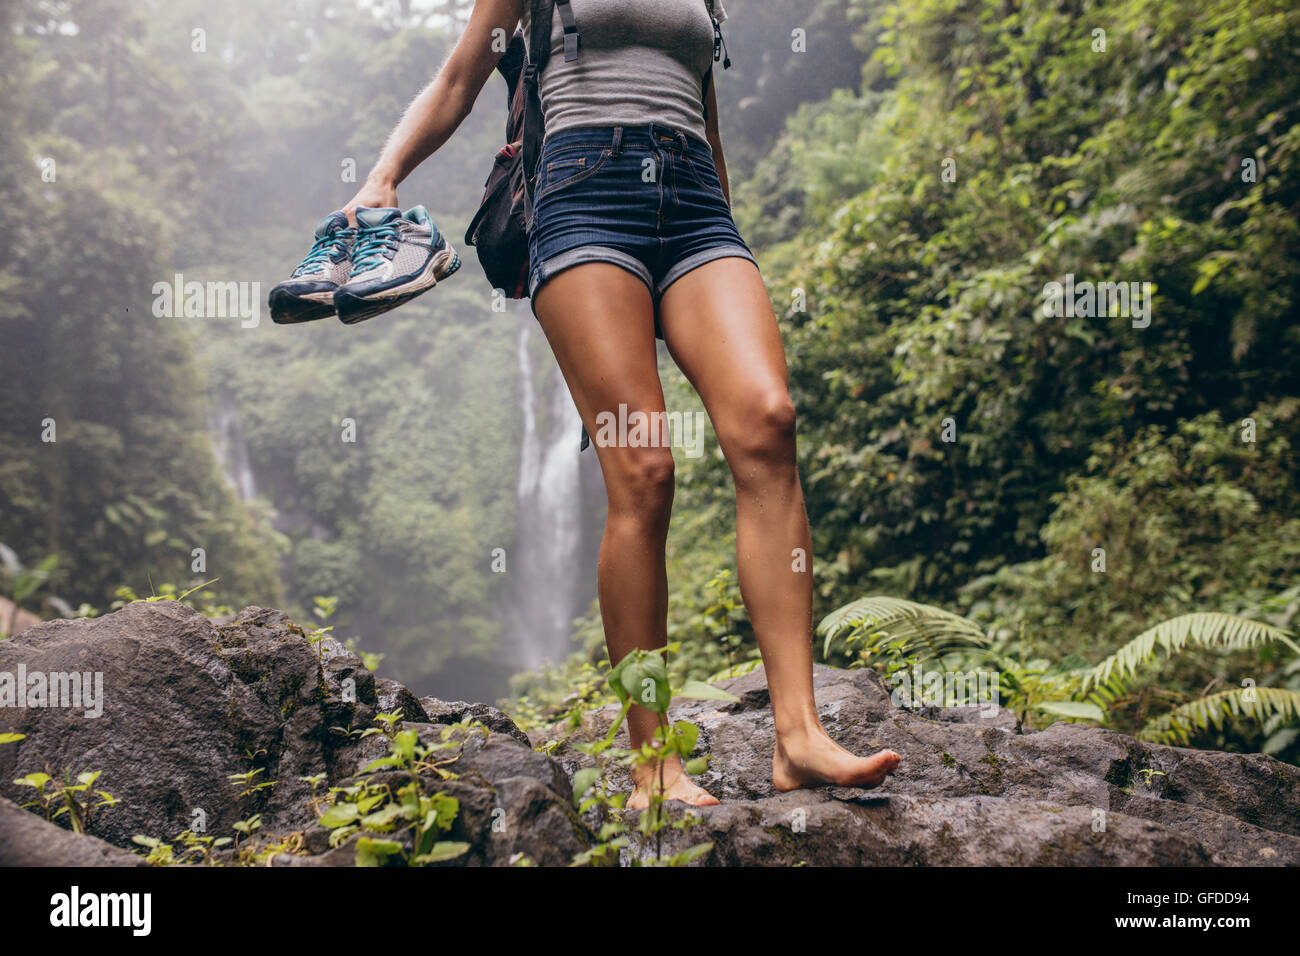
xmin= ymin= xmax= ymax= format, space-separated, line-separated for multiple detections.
xmin=563 ymin=32 xmax=579 ymax=61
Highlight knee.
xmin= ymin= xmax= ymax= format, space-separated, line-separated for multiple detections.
xmin=731 ymin=390 xmax=798 ymax=467
xmin=607 ymin=447 xmax=676 ymax=522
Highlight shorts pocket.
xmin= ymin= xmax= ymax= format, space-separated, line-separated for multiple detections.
xmin=538 ymin=146 xmax=612 ymax=200
xmin=682 ymin=150 xmax=728 ymax=204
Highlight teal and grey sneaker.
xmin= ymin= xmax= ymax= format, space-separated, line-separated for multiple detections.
xmin=334 ymin=205 xmax=460 ymax=325
xmin=269 ymin=211 xmax=356 ymax=324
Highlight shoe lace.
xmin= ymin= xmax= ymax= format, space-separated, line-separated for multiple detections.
xmin=293 ymin=228 xmax=354 ymax=277
xmin=350 ymin=220 xmax=402 ymax=275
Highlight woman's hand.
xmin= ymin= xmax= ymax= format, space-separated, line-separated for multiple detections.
xmin=343 ymin=178 xmax=399 ymax=226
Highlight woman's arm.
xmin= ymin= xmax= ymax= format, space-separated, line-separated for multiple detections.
xmin=345 ymin=0 xmax=525 ymax=219
xmin=703 ymin=77 xmax=731 ymax=208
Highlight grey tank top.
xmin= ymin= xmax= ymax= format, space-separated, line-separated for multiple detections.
xmin=520 ymin=0 xmax=728 ymax=147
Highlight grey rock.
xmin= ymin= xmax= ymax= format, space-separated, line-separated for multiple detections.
xmin=0 ymin=796 xmax=145 ymax=866
xmin=0 ymin=601 xmax=589 ymax=867
xmin=635 ymin=792 xmax=1224 ymax=867
xmin=5 ymin=603 xmax=1297 ymax=867
xmin=418 ymin=697 xmax=532 ymax=747
xmin=531 ymin=663 xmax=1300 ymax=866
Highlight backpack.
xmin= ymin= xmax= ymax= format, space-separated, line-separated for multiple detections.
xmin=463 ymin=0 xmax=730 ymax=301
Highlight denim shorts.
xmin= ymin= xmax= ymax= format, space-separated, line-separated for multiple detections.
xmin=527 ymin=122 xmax=758 ymax=328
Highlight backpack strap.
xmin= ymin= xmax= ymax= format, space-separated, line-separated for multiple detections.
xmin=701 ymin=2 xmax=730 ymax=124
xmin=555 ymin=0 xmax=580 ymax=62
xmin=523 ymin=0 xmax=580 ymax=229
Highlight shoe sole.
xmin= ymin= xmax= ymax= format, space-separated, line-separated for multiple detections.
xmin=335 ymin=245 xmax=461 ymax=326
xmin=270 ymin=287 xmax=338 ymax=325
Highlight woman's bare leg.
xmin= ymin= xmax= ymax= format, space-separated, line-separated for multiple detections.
xmin=533 ymin=262 xmax=718 ymax=808
xmin=659 ymin=257 xmax=901 ymax=791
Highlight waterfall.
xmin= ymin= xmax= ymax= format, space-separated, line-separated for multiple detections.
xmin=507 ymin=309 xmax=595 ymax=670
xmin=209 ymin=388 xmax=257 ymax=502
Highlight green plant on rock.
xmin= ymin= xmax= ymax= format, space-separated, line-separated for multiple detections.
xmin=505 ymin=634 xmax=616 ymax=735
xmin=298 ymin=772 xmax=330 ymax=820
xmin=216 ymin=748 xmax=291 ymax=861
xmin=131 ymin=747 xmax=303 ymax=866
xmin=13 ymin=767 xmax=118 ymax=835
xmin=307 ymin=595 xmax=338 ymax=665
xmin=343 ymin=637 xmax=383 ymax=673
xmin=570 ymin=647 xmax=738 ymax=867
xmin=113 ymin=578 xmax=229 ymax=617
xmin=132 ymin=821 xmax=299 ymax=868
xmin=133 ymin=829 xmax=234 ymax=866
xmin=317 ymin=712 xmax=478 ymax=866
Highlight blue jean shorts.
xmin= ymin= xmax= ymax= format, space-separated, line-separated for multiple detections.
xmin=527 ymin=122 xmax=758 ymax=328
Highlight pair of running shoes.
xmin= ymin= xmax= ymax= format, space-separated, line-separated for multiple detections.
xmin=269 ymin=205 xmax=461 ymax=325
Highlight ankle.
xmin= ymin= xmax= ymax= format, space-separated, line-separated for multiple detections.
xmin=631 ymin=754 xmax=683 ymax=784
xmin=773 ymin=716 xmax=829 ymax=751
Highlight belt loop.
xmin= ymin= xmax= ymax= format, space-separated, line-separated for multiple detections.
xmin=611 ymin=126 xmax=622 ymax=157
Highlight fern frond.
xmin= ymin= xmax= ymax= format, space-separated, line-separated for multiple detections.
xmin=1080 ymin=613 xmax=1297 ymax=695
xmin=1140 ymin=687 xmax=1300 ymax=746
xmin=1082 ymin=671 xmax=1131 ymax=710
xmin=817 ymin=595 xmax=987 ymax=661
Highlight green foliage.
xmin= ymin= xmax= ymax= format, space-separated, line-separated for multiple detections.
xmin=112 ymin=578 xmax=231 ymax=618
xmin=822 ymin=593 xmax=1300 ymax=757
xmin=505 ymin=567 xmax=757 ymax=731
xmin=319 ymin=712 xmax=479 ymax=866
xmin=504 ymin=623 xmax=617 ymax=733
xmin=5 ymin=0 xmax=1299 ymax=774
xmin=673 ymin=0 xmax=1300 ymax=768
xmin=129 ymin=711 xmax=482 ymax=866
xmin=961 ymin=406 xmax=1300 ymax=651
xmin=817 ymin=594 xmax=988 ymax=663
xmin=568 ymin=649 xmax=737 ymax=867
xmin=1080 ymin=613 xmax=1299 ymax=695
xmin=1 ymin=0 xmax=516 ymax=691
xmin=133 ymin=830 xmax=234 ymax=867
xmin=723 ymin=0 xmax=1300 ymax=622
xmin=0 ymin=3 xmax=286 ymax=616
xmin=1143 ymin=687 xmax=1300 ymax=747
xmin=13 ymin=768 xmax=118 ymax=836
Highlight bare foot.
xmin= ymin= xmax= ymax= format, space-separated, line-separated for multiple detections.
xmin=772 ymin=731 xmax=901 ymax=792
xmin=627 ymin=756 xmax=720 ymax=810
